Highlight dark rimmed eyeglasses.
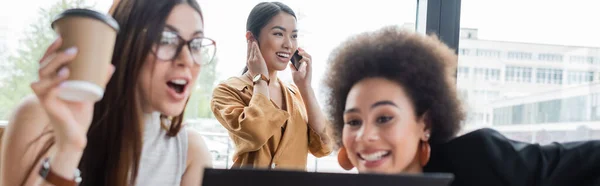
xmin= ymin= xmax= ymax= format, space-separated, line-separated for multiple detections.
xmin=153 ymin=31 xmax=217 ymax=65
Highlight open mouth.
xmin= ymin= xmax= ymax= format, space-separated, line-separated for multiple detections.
xmin=358 ymin=151 xmax=391 ymax=162
xmin=167 ymin=79 xmax=188 ymax=94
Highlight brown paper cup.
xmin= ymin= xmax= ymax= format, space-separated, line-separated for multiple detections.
xmin=51 ymin=9 xmax=119 ymax=102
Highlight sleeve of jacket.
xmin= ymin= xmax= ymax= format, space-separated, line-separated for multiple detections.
xmin=424 ymin=128 xmax=600 ymax=186
xmin=210 ymin=83 xmax=290 ymax=153
xmin=307 ymin=125 xmax=333 ymax=157
xmin=528 ymin=135 xmax=600 ymax=186
xmin=289 ymin=84 xmax=332 ymax=158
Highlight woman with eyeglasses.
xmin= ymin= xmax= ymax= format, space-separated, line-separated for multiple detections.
xmin=0 ymin=0 xmax=216 ymax=185
xmin=210 ymin=2 xmax=332 ymax=170
xmin=325 ymin=26 xmax=600 ymax=186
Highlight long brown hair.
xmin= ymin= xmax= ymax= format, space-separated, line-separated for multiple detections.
xmin=77 ymin=0 xmax=204 ymax=185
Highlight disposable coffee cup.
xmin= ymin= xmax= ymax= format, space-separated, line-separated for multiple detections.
xmin=51 ymin=8 xmax=119 ymax=102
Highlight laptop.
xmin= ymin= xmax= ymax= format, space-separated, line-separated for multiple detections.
xmin=203 ymin=168 xmax=454 ymax=186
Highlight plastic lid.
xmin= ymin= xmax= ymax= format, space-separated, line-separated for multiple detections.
xmin=51 ymin=8 xmax=120 ymax=31
xmin=57 ymin=81 xmax=105 ymax=102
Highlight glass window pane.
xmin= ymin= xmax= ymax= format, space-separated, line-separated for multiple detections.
xmin=458 ymin=0 xmax=600 ymax=144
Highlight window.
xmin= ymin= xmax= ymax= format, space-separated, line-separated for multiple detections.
xmin=505 ymin=66 xmax=532 ymax=83
xmin=592 ymin=93 xmax=600 ymax=121
xmin=466 ymin=111 xmax=489 ymax=125
xmin=569 ymin=56 xmax=599 ymax=65
xmin=475 ymin=49 xmax=501 ymax=58
xmin=538 ymin=53 xmax=564 ymax=62
xmin=588 ymin=57 xmax=600 ymax=65
xmin=536 ymin=68 xmax=563 ymax=84
xmin=458 ymin=66 xmax=470 ymax=78
xmin=459 ymin=0 xmax=600 ymax=144
xmin=473 ymin=90 xmax=500 ymax=101
xmin=507 ymin=51 xmax=532 ymax=60
xmin=570 ymin=55 xmax=587 ymax=63
xmin=493 ymin=95 xmax=589 ymax=125
xmin=460 ymin=49 xmax=471 ymax=56
xmin=474 ymin=68 xmax=500 ymax=81
xmin=567 ymin=71 xmax=594 ymax=85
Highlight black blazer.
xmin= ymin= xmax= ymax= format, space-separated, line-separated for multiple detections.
xmin=423 ymin=128 xmax=600 ymax=186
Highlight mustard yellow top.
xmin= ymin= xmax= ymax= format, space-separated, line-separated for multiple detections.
xmin=210 ymin=77 xmax=332 ymax=170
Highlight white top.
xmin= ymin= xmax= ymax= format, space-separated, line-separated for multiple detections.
xmin=136 ymin=112 xmax=188 ymax=186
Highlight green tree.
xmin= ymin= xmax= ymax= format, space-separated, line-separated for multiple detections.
xmin=0 ymin=0 xmax=93 ymax=119
xmin=0 ymin=43 xmax=8 ymax=80
xmin=186 ymin=56 xmax=219 ymax=120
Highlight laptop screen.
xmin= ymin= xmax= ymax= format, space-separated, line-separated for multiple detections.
xmin=203 ymin=168 xmax=453 ymax=186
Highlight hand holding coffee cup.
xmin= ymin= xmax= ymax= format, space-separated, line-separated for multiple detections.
xmin=29 ymin=8 xmax=118 ymax=150
xmin=51 ymin=8 xmax=119 ymax=102
xmin=32 ymin=36 xmax=115 ymax=150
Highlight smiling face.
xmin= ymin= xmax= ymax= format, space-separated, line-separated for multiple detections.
xmin=342 ymin=77 xmax=430 ymax=174
xmin=136 ymin=4 xmax=204 ymax=116
xmin=256 ymin=12 xmax=298 ymax=71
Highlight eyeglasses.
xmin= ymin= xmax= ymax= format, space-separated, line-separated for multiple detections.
xmin=153 ymin=31 xmax=217 ymax=65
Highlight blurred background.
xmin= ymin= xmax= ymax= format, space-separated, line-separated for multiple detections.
xmin=1 ymin=0 xmax=599 ymax=173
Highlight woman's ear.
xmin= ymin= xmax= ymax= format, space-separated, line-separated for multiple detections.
xmin=246 ymin=31 xmax=255 ymax=42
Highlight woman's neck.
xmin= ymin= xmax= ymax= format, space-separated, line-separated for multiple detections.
xmin=403 ymin=159 xmax=424 ymax=174
xmin=141 ymin=109 xmax=159 ymax=122
xmin=268 ymin=70 xmax=278 ymax=84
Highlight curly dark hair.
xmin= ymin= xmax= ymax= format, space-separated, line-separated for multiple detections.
xmin=324 ymin=26 xmax=465 ymax=147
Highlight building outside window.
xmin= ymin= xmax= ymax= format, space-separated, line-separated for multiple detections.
xmin=507 ymin=51 xmax=533 ymax=60
xmin=538 ymin=53 xmax=564 ymax=62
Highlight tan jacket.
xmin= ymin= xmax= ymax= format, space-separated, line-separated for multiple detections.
xmin=210 ymin=77 xmax=332 ymax=170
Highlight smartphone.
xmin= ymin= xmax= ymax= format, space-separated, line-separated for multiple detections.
xmin=290 ymin=50 xmax=303 ymax=70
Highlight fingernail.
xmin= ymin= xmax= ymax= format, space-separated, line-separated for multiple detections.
xmin=64 ymin=47 xmax=78 ymax=55
xmin=58 ymin=67 xmax=69 ymax=77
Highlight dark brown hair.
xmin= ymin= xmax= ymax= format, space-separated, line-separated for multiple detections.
xmin=78 ymin=0 xmax=203 ymax=185
xmin=324 ymin=26 xmax=464 ymax=147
